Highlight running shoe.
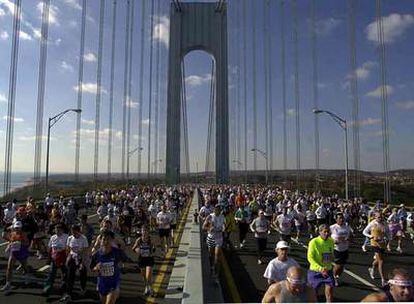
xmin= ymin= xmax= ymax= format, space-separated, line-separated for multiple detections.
xmin=258 ymin=259 xmax=263 ymax=265
xmin=396 ymin=246 xmax=402 ymax=253
xmin=42 ymin=285 xmax=52 ymax=295
xmin=59 ymin=294 xmax=71 ymax=303
xmin=368 ymin=267 xmax=375 ymax=279
xmin=144 ymin=286 xmax=149 ymax=296
xmin=362 ymin=245 xmax=367 ymax=252
xmin=1 ymin=282 xmax=11 ymax=292
xmin=334 ymin=276 xmax=339 ymax=287
xmin=79 ymin=287 xmax=87 ymax=296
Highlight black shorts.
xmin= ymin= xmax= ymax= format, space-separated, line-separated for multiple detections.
xmin=334 ymin=250 xmax=349 ymax=265
xmin=138 ymin=256 xmax=154 ymax=268
xmin=170 ymin=224 xmax=177 ymax=230
xmin=256 ymin=238 xmax=267 ymax=252
xmin=159 ymin=228 xmax=170 ymax=238
xmin=372 ymin=246 xmax=386 ymax=254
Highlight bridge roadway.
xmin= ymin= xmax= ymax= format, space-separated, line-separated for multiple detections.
xmin=222 ymin=223 xmax=414 ymax=302
xmin=0 ymin=194 xmax=194 ymax=304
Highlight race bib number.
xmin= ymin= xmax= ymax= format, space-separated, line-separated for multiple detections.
xmin=140 ymin=247 xmax=150 ymax=257
xmin=100 ymin=262 xmax=115 ymax=277
xmin=322 ymin=253 xmax=332 ymax=264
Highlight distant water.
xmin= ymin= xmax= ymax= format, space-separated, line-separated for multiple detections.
xmin=0 ymin=172 xmax=33 ymax=197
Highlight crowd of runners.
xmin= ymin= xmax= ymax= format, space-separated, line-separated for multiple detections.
xmin=0 ymin=183 xmax=413 ymax=302
xmin=0 ymin=185 xmax=192 ymax=303
xmin=197 ymin=185 xmax=414 ymax=302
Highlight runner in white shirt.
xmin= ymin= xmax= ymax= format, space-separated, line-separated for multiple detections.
xmin=330 ymin=213 xmax=352 ymax=286
xmin=263 ymin=241 xmax=300 ymax=285
xmin=203 ymin=205 xmax=225 ymax=282
xmin=250 ymin=210 xmax=270 ymax=264
xmin=157 ymin=204 xmax=172 ymax=254
xmin=273 ymin=208 xmax=293 ymax=243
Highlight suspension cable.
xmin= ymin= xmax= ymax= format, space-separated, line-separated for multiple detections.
xmin=126 ymin=0 xmax=135 ymax=179
xmin=263 ymin=0 xmax=270 ymax=182
xmin=3 ymin=0 xmax=22 ymax=196
xmin=206 ymin=61 xmax=215 ymax=173
xmin=94 ymin=0 xmax=106 ymax=182
xmin=75 ymin=0 xmax=86 ymax=182
xmin=311 ymin=0 xmax=320 ymax=191
xmin=236 ymin=1 xmax=241 ymax=172
xmin=292 ymin=0 xmax=301 ymax=190
xmin=268 ymin=0 xmax=273 ymax=175
xmin=34 ymin=0 xmax=51 ymax=188
xmin=376 ymin=0 xmax=391 ymax=202
xmin=243 ymin=0 xmax=248 ymax=181
xmin=147 ymin=0 xmax=155 ymax=178
xmin=154 ymin=0 xmax=161 ymax=174
xmin=348 ymin=0 xmax=361 ymax=197
xmin=107 ymin=0 xmax=117 ymax=180
xmin=137 ymin=0 xmax=146 ymax=178
xmin=251 ymin=0 xmax=257 ymax=171
xmin=280 ymin=0 xmax=287 ymax=172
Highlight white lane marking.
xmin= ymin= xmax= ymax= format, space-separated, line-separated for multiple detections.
xmin=37 ymin=265 xmax=51 ymax=272
xmin=290 ymin=238 xmax=380 ymax=291
xmin=88 ymin=213 xmax=98 ymax=219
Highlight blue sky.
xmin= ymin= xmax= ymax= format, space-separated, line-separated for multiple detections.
xmin=0 ymin=0 xmax=413 ymax=174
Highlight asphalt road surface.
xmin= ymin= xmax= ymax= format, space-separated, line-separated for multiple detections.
xmin=224 ymin=227 xmax=414 ymax=302
xmin=0 ymin=206 xmax=189 ymax=304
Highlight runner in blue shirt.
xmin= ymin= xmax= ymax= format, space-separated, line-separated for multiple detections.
xmin=91 ymin=230 xmax=129 ymax=304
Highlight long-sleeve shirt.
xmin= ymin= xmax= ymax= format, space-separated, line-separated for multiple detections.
xmin=307 ymin=236 xmax=334 ymax=272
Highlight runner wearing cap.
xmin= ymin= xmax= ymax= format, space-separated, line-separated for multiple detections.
xmin=1 ymin=221 xmax=31 ymax=295
xmin=250 ymin=209 xmax=270 ymax=264
xmin=330 ymin=213 xmax=352 ymax=286
xmin=263 ymin=241 xmax=299 ymax=285
xmin=362 ymin=268 xmax=413 ymax=302
xmin=262 ymin=266 xmax=317 ymax=303
xmin=307 ymin=224 xmax=335 ymax=302
xmin=203 ymin=204 xmax=225 ymax=281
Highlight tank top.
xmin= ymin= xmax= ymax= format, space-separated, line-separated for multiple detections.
xmin=279 ymin=280 xmax=308 ymax=303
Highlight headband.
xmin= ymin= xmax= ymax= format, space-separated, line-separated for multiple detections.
xmin=287 ymin=277 xmax=305 ymax=285
xmin=388 ymin=279 xmax=412 ymax=287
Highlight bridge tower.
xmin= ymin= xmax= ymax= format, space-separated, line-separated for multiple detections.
xmin=166 ymin=2 xmax=229 ymax=184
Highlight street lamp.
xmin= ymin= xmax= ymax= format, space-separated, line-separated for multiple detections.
xmin=126 ymin=146 xmax=143 ymax=180
xmin=251 ymin=148 xmax=268 ymax=184
xmin=152 ymin=159 xmax=162 ymax=174
xmin=46 ymin=108 xmax=82 ymax=191
xmin=312 ymin=108 xmax=349 ymax=201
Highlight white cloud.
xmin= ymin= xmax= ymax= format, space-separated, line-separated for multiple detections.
xmin=396 ymin=100 xmax=414 ymax=110
xmin=287 ymin=108 xmax=296 ymax=117
xmin=0 ymin=92 xmax=7 ymax=102
xmin=84 ymin=52 xmax=97 ymax=62
xmin=185 ymin=74 xmax=211 ymax=87
xmin=2 ymin=115 xmax=24 ymax=122
xmin=153 ymin=15 xmax=169 ymax=48
xmin=73 ymin=128 xmax=122 ymax=142
xmin=142 ymin=119 xmax=150 ymax=126
xmin=63 ymin=0 xmax=82 ymax=11
xmin=315 ymin=18 xmax=342 ymax=36
xmin=125 ymin=98 xmax=138 ymax=108
xmin=352 ymin=118 xmax=381 ymax=127
xmin=81 ymin=119 xmax=95 ymax=126
xmin=355 ymin=61 xmax=376 ymax=80
xmin=73 ymin=82 xmax=107 ymax=94
xmin=33 ymin=28 xmax=41 ymax=39
xmin=366 ymin=85 xmax=394 ymax=98
xmin=0 ymin=30 xmax=8 ymax=40
xmin=60 ymin=61 xmax=74 ymax=72
xmin=19 ymin=30 xmax=33 ymax=41
xmin=0 ymin=0 xmax=16 ymax=16
xmin=36 ymin=2 xmax=59 ymax=26
xmin=366 ymin=14 xmax=414 ymax=44
xmin=18 ymin=135 xmax=49 ymax=141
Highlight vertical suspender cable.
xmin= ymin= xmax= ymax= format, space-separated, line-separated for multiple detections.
xmin=280 ymin=0 xmax=287 ymax=173
xmin=251 ymin=0 xmax=257 ymax=171
xmin=34 ymin=0 xmax=50 ymax=187
xmin=206 ymin=62 xmax=215 ymax=172
xmin=267 ymin=0 xmax=273 ymax=175
xmin=292 ymin=0 xmax=301 ymax=190
xmin=376 ymin=0 xmax=391 ymax=202
xmin=311 ymin=0 xmax=320 ymax=191
xmin=107 ymin=0 xmax=117 ymax=180
xmin=147 ymin=0 xmax=155 ymax=178
xmin=181 ymin=62 xmax=190 ymax=174
xmin=126 ymin=0 xmax=135 ymax=179
xmin=94 ymin=0 xmax=106 ymax=182
xmin=348 ymin=0 xmax=361 ymax=197
xmin=236 ymin=2 xmax=241 ymax=171
xmin=263 ymin=0 xmax=269 ymax=183
xmin=154 ymin=0 xmax=161 ymax=174
xmin=3 ymin=0 xmax=22 ymax=196
xmin=242 ymin=0 xmax=248 ymax=182
xmin=137 ymin=0 xmax=146 ymax=178
xmin=75 ymin=0 xmax=86 ymax=182
xmin=122 ymin=0 xmax=131 ymax=180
